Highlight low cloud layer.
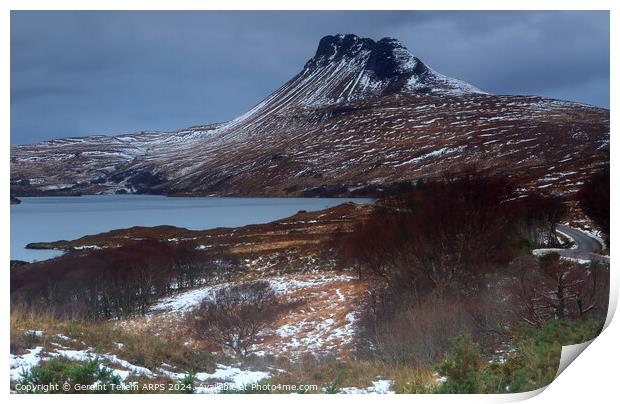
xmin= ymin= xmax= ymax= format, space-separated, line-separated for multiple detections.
xmin=11 ymin=11 xmax=609 ymax=145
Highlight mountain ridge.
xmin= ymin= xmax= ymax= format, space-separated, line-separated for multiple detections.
xmin=10 ymin=34 xmax=609 ymax=197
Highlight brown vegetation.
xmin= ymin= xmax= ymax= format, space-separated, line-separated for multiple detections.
xmin=188 ymin=281 xmax=301 ymax=356
xmin=338 ymin=169 xmax=566 ymax=296
xmin=11 ymin=241 xmax=239 ymax=320
xmin=509 ymin=254 xmax=609 ymax=327
xmin=11 ymin=202 xmax=372 ymax=323
xmin=10 ymin=305 xmax=216 ymax=374
xmin=578 ymin=166 xmax=610 ymax=237
xmin=336 ymin=168 xmax=608 ymax=366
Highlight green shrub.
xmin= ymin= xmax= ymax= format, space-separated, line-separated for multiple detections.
xmin=178 ymin=373 xmax=196 ymax=394
xmin=435 ymin=320 xmax=603 ymax=394
xmin=497 ymin=319 xmax=602 ymax=392
xmin=434 ymin=334 xmax=483 ymax=393
xmin=18 ymin=356 xmax=122 ymax=394
xmin=322 ymin=382 xmax=341 ymax=394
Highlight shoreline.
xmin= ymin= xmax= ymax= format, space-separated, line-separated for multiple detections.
xmin=11 ymin=198 xmax=375 ymax=263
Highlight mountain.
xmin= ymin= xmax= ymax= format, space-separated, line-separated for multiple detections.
xmin=10 ymin=34 xmax=609 ymax=197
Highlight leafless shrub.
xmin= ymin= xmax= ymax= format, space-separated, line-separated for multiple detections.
xmin=358 ymin=292 xmax=479 ymax=366
xmin=189 ymin=281 xmax=300 ymax=356
xmin=508 ymin=254 xmax=609 ymax=327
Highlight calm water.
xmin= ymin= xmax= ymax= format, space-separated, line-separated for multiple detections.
xmin=10 ymin=195 xmax=370 ymax=262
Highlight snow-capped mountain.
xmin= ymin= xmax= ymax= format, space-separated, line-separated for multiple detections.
xmin=11 ymin=34 xmax=609 ymax=197
xmin=276 ymin=34 xmax=485 ymax=107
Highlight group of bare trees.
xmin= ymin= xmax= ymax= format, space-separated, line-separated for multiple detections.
xmin=340 ymin=170 xmax=547 ymax=296
xmin=510 ymin=254 xmax=609 ymax=327
xmin=12 ymin=242 xmax=302 ymax=357
xmin=578 ymin=166 xmax=610 ymax=238
xmin=11 ymin=241 xmax=240 ymax=320
xmin=516 ymin=194 xmax=567 ymax=247
xmin=338 ymin=168 xmax=609 ymax=364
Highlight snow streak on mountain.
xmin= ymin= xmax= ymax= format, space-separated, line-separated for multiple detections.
xmin=11 ymin=34 xmax=609 ymax=197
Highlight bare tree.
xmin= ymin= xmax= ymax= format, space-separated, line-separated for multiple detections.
xmin=509 ymin=254 xmax=609 ymax=327
xmin=190 ymin=281 xmax=297 ymax=356
xmin=517 ymin=194 xmax=567 ymax=247
xmin=578 ymin=166 xmax=609 ymax=238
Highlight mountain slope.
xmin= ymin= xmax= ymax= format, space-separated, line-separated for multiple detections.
xmin=11 ymin=34 xmax=609 ymax=197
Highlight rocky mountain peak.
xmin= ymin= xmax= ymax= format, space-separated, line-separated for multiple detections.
xmin=312 ymin=34 xmax=375 ymax=60
xmin=305 ymin=34 xmax=424 ymax=78
xmin=297 ymin=34 xmax=483 ymax=105
xmin=367 ymin=37 xmax=427 ymax=79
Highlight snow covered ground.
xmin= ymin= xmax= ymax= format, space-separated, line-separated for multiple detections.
xmin=10 ymin=337 xmax=395 ymax=394
xmin=145 ymin=272 xmax=365 ymax=358
xmin=340 ymin=379 xmax=394 ymax=394
xmin=10 ymin=346 xmax=43 ymax=381
xmin=10 ymin=330 xmax=270 ymax=394
xmin=579 ymin=228 xmax=607 ymax=251
xmin=10 ymin=329 xmax=156 ymax=385
xmin=150 ymin=273 xmax=357 ymax=314
xmin=159 ymin=364 xmax=271 ymax=393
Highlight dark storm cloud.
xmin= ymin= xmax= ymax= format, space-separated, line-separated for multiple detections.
xmin=10 ymin=11 xmax=609 ymax=145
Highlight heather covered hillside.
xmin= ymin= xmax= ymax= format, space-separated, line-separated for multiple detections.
xmin=11 ymin=35 xmax=608 ymax=198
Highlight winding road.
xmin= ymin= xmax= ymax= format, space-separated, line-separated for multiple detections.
xmin=555 ymin=225 xmax=608 ymax=263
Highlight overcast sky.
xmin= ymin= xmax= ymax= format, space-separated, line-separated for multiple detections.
xmin=11 ymin=11 xmax=609 ymax=145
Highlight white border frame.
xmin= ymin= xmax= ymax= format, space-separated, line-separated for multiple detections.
xmin=3 ymin=2 xmax=616 ymax=403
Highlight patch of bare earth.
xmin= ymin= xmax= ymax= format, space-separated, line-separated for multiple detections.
xmin=257 ymin=275 xmax=367 ymax=358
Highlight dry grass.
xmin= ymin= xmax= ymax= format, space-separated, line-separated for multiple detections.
xmin=390 ymin=366 xmax=439 ymax=393
xmin=264 ymin=356 xmax=437 ymax=392
xmin=12 ymin=304 xmax=440 ymax=394
xmin=10 ymin=305 xmax=216 ymax=373
xmin=229 ymin=238 xmax=323 ymax=254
